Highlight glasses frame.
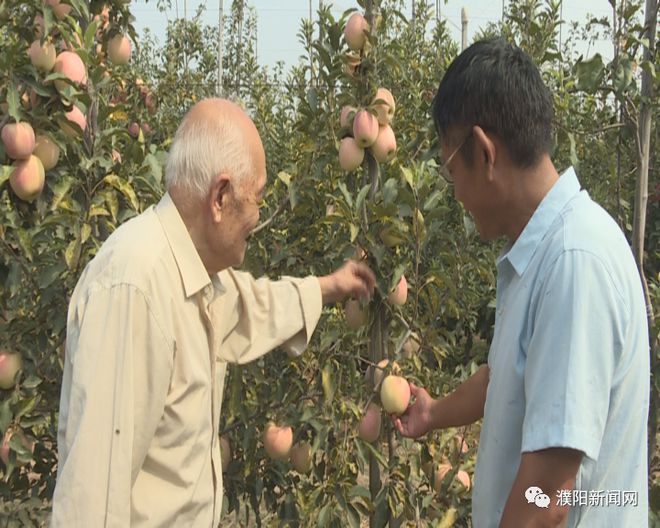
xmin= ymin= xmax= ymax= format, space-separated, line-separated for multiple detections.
xmin=438 ymin=131 xmax=472 ymax=184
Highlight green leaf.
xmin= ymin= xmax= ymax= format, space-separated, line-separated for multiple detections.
xmin=20 ymin=375 xmax=42 ymax=390
xmin=37 ymin=262 xmax=66 ymax=289
xmin=7 ymin=85 xmax=21 ymax=122
xmin=575 ymin=54 xmax=604 ymax=92
xmin=355 ymin=184 xmax=370 ymax=214
xmin=0 ymin=165 xmax=11 ymax=186
xmin=348 ymin=485 xmax=371 ymax=499
xmin=338 ymin=182 xmax=353 ymax=208
xmin=345 ymin=503 xmax=360 ymax=528
xmin=349 ymin=223 xmax=358 ymax=242
xmin=306 ymin=88 xmax=318 ymax=112
xmin=0 ymin=400 xmax=12 ymax=433
xmin=64 ymin=237 xmax=81 ymax=270
xmin=401 ymin=167 xmax=415 ymax=190
xmin=321 ymin=363 xmax=335 ymax=404
xmin=104 ymin=175 xmax=140 ymax=212
xmin=15 ymin=395 xmax=39 ymax=420
xmin=277 ymin=171 xmax=292 ymax=187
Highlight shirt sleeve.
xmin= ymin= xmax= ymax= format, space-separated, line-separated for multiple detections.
xmin=521 ymin=249 xmax=628 ymax=461
xmin=215 ymin=271 xmax=323 ymax=363
xmin=51 ymin=284 xmax=173 ymax=527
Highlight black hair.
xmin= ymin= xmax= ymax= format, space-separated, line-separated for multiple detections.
xmin=432 ymin=38 xmax=554 ymax=168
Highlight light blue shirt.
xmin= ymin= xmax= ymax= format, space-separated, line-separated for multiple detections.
xmin=471 ymin=168 xmax=649 ymax=527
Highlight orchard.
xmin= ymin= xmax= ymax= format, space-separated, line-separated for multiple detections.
xmin=0 ymin=0 xmax=658 ymax=526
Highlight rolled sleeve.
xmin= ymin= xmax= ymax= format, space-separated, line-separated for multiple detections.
xmin=521 ymin=250 xmax=627 ymax=461
xmin=51 ymin=284 xmax=173 ymax=527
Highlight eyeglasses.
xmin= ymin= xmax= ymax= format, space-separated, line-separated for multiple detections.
xmin=437 ymin=132 xmax=472 ymax=184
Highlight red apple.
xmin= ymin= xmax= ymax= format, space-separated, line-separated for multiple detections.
xmin=387 ymin=275 xmax=407 ymax=306
xmin=33 ymin=135 xmax=60 ymax=171
xmin=380 ymin=375 xmax=410 ymax=415
xmin=2 ymin=122 xmax=36 ymax=159
xmin=339 ymin=105 xmax=357 ymax=129
xmin=10 ymin=156 xmax=45 ymax=202
xmin=432 ymin=463 xmax=453 ymax=493
xmin=28 ymin=40 xmax=56 ymax=72
xmin=345 ymin=299 xmax=367 ymax=330
xmin=352 ymin=110 xmax=379 ymax=148
xmin=128 ymin=122 xmax=140 ymax=138
xmin=358 ymin=402 xmax=381 ymax=443
xmin=344 ymin=12 xmax=369 ymax=51
xmin=338 ymin=137 xmax=364 ymax=171
xmin=0 ymin=352 xmax=22 ymax=390
xmin=108 ymin=34 xmax=131 ymax=65
xmin=371 ymin=124 xmax=397 ymax=163
xmin=62 ymin=105 xmax=87 ymax=137
xmin=53 ymin=51 xmax=87 ymax=92
xmin=290 ymin=441 xmax=312 ymax=473
xmin=371 ymin=87 xmax=396 ymax=125
xmin=457 ymin=469 xmax=471 ymax=490
xmin=263 ymin=422 xmax=293 ymax=461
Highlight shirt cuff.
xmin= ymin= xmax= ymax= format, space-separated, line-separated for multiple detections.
xmin=280 ymin=276 xmax=322 ymax=357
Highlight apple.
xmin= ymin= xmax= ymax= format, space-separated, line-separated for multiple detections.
xmin=53 ymin=51 xmax=87 ymax=92
xmin=338 ymin=137 xmax=364 ymax=171
xmin=62 ymin=105 xmax=87 ymax=137
xmin=457 ymin=470 xmax=471 ymax=490
xmin=0 ymin=352 xmax=22 ymax=389
xmin=387 ymin=275 xmax=407 ymax=306
xmin=371 ymin=87 xmax=396 ymax=125
xmin=432 ymin=463 xmax=453 ymax=493
xmin=111 ymin=149 xmax=122 ymax=164
xmin=33 ymin=135 xmax=60 ymax=171
xmin=128 ymin=122 xmax=140 ymax=138
xmin=380 ymin=375 xmax=410 ymax=415
xmin=344 ymin=12 xmax=369 ymax=51
xmin=28 ymin=40 xmax=56 ymax=72
xmin=219 ymin=435 xmax=230 ymax=471
xmin=379 ymin=227 xmax=405 ymax=247
xmin=140 ymin=122 xmax=151 ymax=135
xmin=371 ymin=124 xmax=397 ymax=163
xmin=108 ymin=34 xmax=131 ymax=65
xmin=339 ymin=105 xmax=357 ymax=129
xmin=290 ymin=441 xmax=312 ymax=473
xmin=10 ymin=156 xmax=45 ymax=202
xmin=352 ymin=110 xmax=379 ymax=148
xmin=263 ymin=422 xmax=293 ymax=461
xmin=52 ymin=1 xmax=73 ymax=21
xmin=345 ymin=299 xmax=367 ymax=330
xmin=1 ymin=122 xmax=36 ymax=160
xmin=358 ymin=402 xmax=381 ymax=443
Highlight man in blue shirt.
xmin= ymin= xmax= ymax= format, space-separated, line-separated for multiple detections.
xmin=393 ymin=38 xmax=650 ymax=527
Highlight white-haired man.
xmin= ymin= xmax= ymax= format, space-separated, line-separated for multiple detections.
xmin=51 ymin=98 xmax=376 ymax=527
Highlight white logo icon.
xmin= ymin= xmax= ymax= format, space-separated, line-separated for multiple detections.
xmin=535 ymin=493 xmax=551 ymax=508
xmin=525 ymin=486 xmax=543 ymax=503
xmin=525 ymin=486 xmax=551 ymax=508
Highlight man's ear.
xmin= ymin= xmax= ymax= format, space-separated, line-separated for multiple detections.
xmin=472 ymin=125 xmax=496 ymax=182
xmin=208 ymin=173 xmax=231 ymax=223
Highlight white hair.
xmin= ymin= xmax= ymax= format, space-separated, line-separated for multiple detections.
xmin=165 ymin=101 xmax=253 ymax=200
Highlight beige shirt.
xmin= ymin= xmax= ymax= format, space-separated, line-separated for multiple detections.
xmin=50 ymin=193 xmax=322 ymax=527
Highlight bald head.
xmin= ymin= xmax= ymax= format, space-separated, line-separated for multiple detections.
xmin=165 ymin=97 xmax=266 ymax=202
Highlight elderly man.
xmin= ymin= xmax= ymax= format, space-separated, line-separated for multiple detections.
xmin=394 ymin=39 xmax=649 ymax=527
xmin=51 ymin=98 xmax=375 ymax=526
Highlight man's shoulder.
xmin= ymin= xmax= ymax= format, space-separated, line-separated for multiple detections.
xmin=74 ymin=206 xmax=176 ymax=297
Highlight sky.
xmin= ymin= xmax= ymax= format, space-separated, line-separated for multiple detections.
xmin=129 ymin=0 xmax=617 ymax=71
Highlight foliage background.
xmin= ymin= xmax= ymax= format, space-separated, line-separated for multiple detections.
xmin=0 ymin=0 xmax=657 ymax=526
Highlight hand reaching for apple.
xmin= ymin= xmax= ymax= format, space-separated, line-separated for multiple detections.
xmin=392 ymin=383 xmax=435 ymax=439
xmin=318 ymin=260 xmax=376 ymax=305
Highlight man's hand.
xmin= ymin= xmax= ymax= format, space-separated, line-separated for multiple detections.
xmin=318 ymin=260 xmax=376 ymax=305
xmin=392 ymin=383 xmax=435 ymax=439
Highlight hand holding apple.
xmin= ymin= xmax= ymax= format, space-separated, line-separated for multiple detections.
xmin=391 ymin=382 xmax=434 ymax=439
xmin=318 ymin=260 xmax=375 ymax=305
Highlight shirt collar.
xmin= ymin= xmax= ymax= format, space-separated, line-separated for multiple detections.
xmin=498 ymin=167 xmax=581 ymax=276
xmin=155 ymin=192 xmax=218 ymax=299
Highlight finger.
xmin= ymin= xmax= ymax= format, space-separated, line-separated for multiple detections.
xmin=393 ymin=417 xmax=404 ymax=435
xmin=408 ymin=382 xmax=422 ymax=397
